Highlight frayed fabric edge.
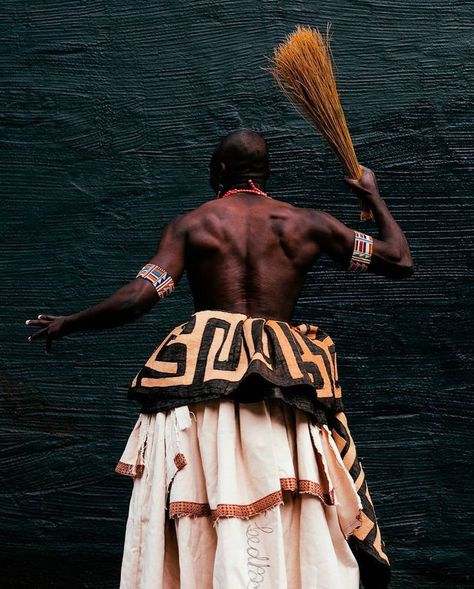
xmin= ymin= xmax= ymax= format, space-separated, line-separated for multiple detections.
xmin=115 ymin=461 xmax=144 ymax=478
xmin=167 ymin=490 xmax=363 ymax=539
xmin=343 ymin=509 xmax=364 ymax=540
xmin=167 ymin=477 xmax=336 ymax=527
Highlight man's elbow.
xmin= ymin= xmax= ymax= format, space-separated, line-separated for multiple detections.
xmin=131 ymin=296 xmax=156 ymax=317
xmin=116 ymin=297 xmax=147 ymax=322
xmin=391 ymin=257 xmax=415 ymax=280
xmin=127 ymin=279 xmax=159 ymax=316
xmin=379 ymin=240 xmax=415 ymax=280
xmin=396 ymin=264 xmax=415 ymax=279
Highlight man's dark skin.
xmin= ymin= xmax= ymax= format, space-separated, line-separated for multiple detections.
xmin=26 ymin=130 xmax=414 ymax=351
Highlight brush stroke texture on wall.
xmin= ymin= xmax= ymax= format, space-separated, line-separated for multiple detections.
xmin=1 ymin=1 xmax=472 ymax=587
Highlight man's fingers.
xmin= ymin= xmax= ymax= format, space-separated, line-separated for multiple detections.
xmin=28 ymin=327 xmax=49 ymax=341
xmin=25 ymin=319 xmax=50 ymax=326
xmin=345 ymin=177 xmax=358 ymax=185
xmin=25 ymin=314 xmax=57 ymax=325
xmin=25 ymin=313 xmax=56 ymax=323
xmin=345 ymin=177 xmax=362 ymax=190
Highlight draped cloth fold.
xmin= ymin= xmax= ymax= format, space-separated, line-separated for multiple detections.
xmin=117 ymin=310 xmax=390 ymax=589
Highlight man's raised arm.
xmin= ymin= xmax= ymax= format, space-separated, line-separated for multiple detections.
xmin=25 ymin=214 xmax=187 ymax=352
xmin=310 ymin=166 xmax=414 ymax=279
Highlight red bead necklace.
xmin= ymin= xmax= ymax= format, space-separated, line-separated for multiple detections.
xmin=217 ymin=179 xmax=272 ymax=199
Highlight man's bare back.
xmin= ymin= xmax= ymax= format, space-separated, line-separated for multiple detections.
xmin=147 ymin=179 xmax=413 ymax=324
xmin=184 ymin=194 xmax=320 ymax=321
xmin=25 ymin=130 xmax=414 ymax=350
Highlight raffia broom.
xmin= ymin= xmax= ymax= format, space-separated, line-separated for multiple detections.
xmin=268 ymin=25 xmax=374 ymax=221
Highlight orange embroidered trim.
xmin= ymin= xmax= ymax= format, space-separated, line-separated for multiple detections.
xmin=174 ymin=453 xmax=187 ymax=470
xmin=280 ymin=477 xmax=298 ymax=492
xmin=115 ymin=452 xmax=186 ymax=480
xmin=213 ymin=490 xmax=284 ymax=520
xmin=168 ymin=477 xmax=335 ymax=521
xmin=115 ymin=461 xmax=144 ymax=478
xmin=169 ymin=501 xmax=211 ymax=518
xmin=299 ymin=479 xmax=335 ymax=505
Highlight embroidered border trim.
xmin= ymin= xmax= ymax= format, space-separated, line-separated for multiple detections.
xmin=168 ymin=477 xmax=336 ymax=522
xmin=114 ymin=461 xmax=144 ymax=478
xmin=298 ymin=479 xmax=335 ymax=504
xmin=348 ymin=231 xmax=373 ymax=272
xmin=136 ymin=263 xmax=175 ymax=298
xmin=169 ymin=501 xmax=211 ymax=518
xmin=115 ymin=453 xmax=187 ymax=479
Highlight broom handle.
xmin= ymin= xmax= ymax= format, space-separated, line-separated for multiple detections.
xmin=359 ymin=198 xmax=375 ymax=221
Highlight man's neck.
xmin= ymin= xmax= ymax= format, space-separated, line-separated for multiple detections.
xmin=221 ymin=178 xmax=266 ymax=192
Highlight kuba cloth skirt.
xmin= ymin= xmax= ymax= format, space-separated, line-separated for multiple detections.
xmin=116 ymin=397 xmax=362 ymax=588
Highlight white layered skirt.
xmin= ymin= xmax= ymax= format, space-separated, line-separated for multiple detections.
xmin=116 ymin=398 xmax=362 ymax=589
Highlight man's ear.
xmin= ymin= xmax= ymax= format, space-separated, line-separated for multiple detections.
xmin=219 ymin=162 xmax=226 ymax=182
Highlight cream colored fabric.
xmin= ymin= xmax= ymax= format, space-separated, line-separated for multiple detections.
xmin=117 ymin=398 xmax=362 ymax=589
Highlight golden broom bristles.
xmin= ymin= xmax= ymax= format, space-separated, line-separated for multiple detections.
xmin=269 ymin=25 xmax=374 ymax=221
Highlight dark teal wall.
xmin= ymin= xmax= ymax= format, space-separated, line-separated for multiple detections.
xmin=1 ymin=1 xmax=472 ymax=587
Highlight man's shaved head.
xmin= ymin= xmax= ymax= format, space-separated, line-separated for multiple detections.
xmin=210 ymin=129 xmax=270 ymax=193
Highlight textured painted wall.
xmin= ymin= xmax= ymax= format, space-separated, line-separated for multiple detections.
xmin=1 ymin=1 xmax=472 ymax=587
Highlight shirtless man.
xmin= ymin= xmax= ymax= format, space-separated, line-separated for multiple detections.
xmin=25 ymin=129 xmax=414 ymax=349
xmin=26 ymin=129 xmax=412 ymax=588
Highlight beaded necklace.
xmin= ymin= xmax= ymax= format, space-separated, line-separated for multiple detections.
xmin=217 ymin=179 xmax=272 ymax=199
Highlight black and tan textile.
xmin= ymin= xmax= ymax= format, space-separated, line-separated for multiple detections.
xmin=128 ymin=309 xmax=390 ymax=588
xmin=330 ymin=411 xmax=391 ymax=588
xmin=129 ymin=310 xmax=343 ymax=422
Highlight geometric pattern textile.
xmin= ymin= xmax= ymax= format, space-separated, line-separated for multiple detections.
xmin=127 ymin=309 xmax=390 ymax=587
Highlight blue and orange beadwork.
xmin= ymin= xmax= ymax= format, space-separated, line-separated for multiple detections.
xmin=136 ymin=263 xmax=175 ymax=299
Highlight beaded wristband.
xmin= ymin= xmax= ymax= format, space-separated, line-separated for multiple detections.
xmin=136 ymin=263 xmax=175 ymax=299
xmin=348 ymin=231 xmax=373 ymax=272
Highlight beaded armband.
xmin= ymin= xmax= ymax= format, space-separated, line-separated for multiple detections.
xmin=348 ymin=231 xmax=373 ymax=272
xmin=136 ymin=263 xmax=175 ymax=299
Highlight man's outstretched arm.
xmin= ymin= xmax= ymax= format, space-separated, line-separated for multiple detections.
xmin=311 ymin=166 xmax=414 ymax=279
xmin=25 ymin=214 xmax=187 ymax=352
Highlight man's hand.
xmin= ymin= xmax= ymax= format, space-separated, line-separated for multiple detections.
xmin=309 ymin=161 xmax=414 ymax=278
xmin=345 ymin=165 xmax=381 ymax=201
xmin=25 ymin=314 xmax=72 ymax=353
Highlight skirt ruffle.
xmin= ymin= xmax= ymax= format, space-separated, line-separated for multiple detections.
xmin=116 ymin=398 xmax=362 ymax=588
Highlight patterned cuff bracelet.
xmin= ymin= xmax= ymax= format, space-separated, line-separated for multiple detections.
xmin=348 ymin=231 xmax=373 ymax=272
xmin=136 ymin=263 xmax=175 ymax=299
